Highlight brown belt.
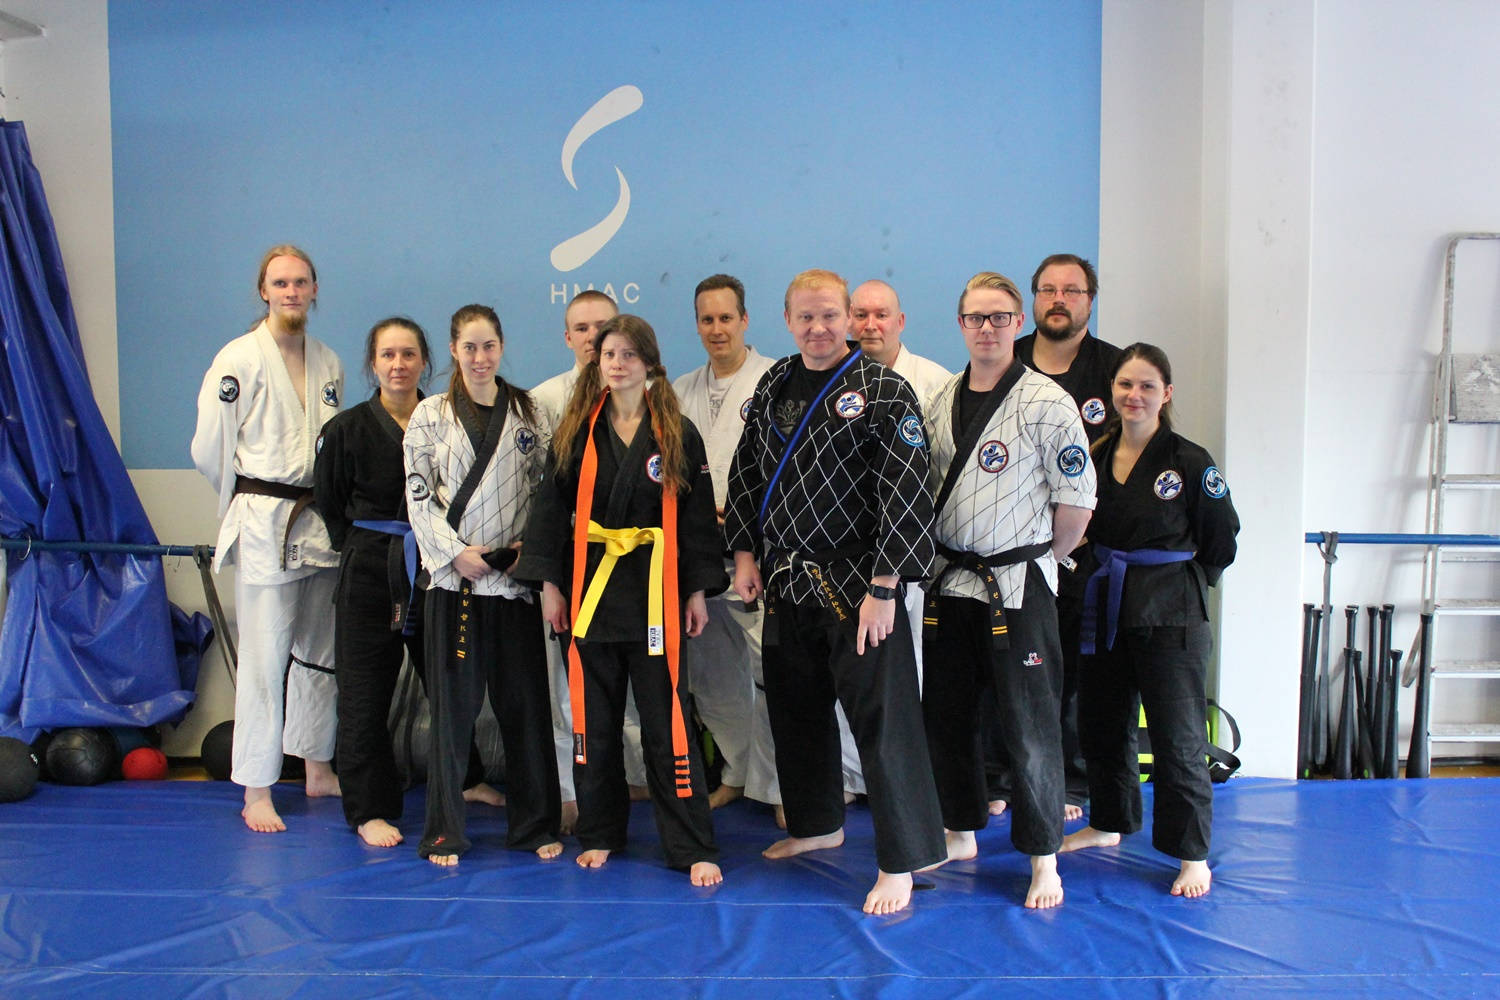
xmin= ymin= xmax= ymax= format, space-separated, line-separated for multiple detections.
xmin=233 ymin=476 xmax=316 ymax=570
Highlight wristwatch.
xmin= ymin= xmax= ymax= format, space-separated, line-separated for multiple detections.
xmin=868 ymin=584 xmax=898 ymax=601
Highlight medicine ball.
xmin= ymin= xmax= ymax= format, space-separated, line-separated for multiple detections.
xmin=45 ymin=727 xmax=118 ymax=786
xmin=30 ymin=732 xmax=53 ymax=781
xmin=201 ymin=720 xmax=234 ymax=781
xmin=122 ymin=746 xmax=169 ymax=781
xmin=0 ymin=736 xmax=39 ymax=802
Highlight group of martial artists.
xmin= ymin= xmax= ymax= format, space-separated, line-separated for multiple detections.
xmin=191 ymin=245 xmax=1238 ymax=916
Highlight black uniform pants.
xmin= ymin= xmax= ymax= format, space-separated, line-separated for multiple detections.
xmin=333 ymin=542 xmax=483 ymax=830
xmin=762 ymin=596 xmax=945 ymax=875
xmin=572 ymin=639 xmax=718 ymax=869
xmin=418 ymin=587 xmax=560 ymax=858
xmin=1078 ymin=621 xmax=1214 ymax=861
xmin=922 ymin=564 xmax=1065 ymax=856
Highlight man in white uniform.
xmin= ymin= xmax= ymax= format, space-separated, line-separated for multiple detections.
xmin=672 ymin=275 xmax=777 ymax=810
xmin=530 ymin=290 xmax=647 ymax=825
xmin=191 ymin=245 xmax=343 ymax=833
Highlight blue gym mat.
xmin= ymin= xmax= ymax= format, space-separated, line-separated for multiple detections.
xmin=1 ymin=776 xmax=1497 ymax=997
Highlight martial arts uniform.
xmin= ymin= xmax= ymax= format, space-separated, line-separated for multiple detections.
xmin=1079 ymin=426 xmax=1238 ymax=862
xmin=532 ymin=366 xmax=648 ymax=794
xmin=190 ymin=320 xmax=342 ymax=789
xmin=1014 ymin=331 xmax=1123 ymax=805
xmin=404 ymin=385 xmax=561 ymax=859
xmin=672 ymin=346 xmax=777 ymax=803
xmin=724 ymin=346 xmax=945 ymax=876
xmin=921 ymin=363 xmax=1095 ymax=856
xmin=516 ymin=403 xmax=725 ymax=869
xmin=313 ymin=392 xmax=487 ymax=830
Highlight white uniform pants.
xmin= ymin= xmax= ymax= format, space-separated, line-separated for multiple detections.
xmin=684 ymin=597 xmax=772 ymax=793
xmin=231 ymin=570 xmax=338 ymax=787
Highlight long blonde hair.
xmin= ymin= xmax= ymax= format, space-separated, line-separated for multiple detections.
xmin=553 ymin=314 xmax=689 ymax=495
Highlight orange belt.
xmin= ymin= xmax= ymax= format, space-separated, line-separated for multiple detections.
xmin=568 ymin=392 xmax=690 ymax=797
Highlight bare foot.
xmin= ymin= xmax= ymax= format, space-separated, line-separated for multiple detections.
xmin=577 ymin=848 xmax=611 ymax=869
xmin=988 ymin=799 xmax=1008 ymax=816
xmin=1025 ymin=854 xmax=1064 ymax=909
xmin=628 ymin=784 xmax=650 ymax=802
xmin=763 ymin=828 xmax=844 ymax=859
xmin=357 ymin=818 xmax=403 ymax=847
xmin=773 ymin=804 xmax=787 ymax=830
xmin=690 ymin=861 xmax=723 ymax=886
xmin=560 ymin=800 xmax=579 ymax=836
xmin=708 ymin=784 xmax=743 ymax=809
xmin=427 ymin=852 xmax=458 ymax=868
xmin=1064 ymin=803 xmax=1083 ymax=822
xmin=242 ymin=787 xmax=285 ymax=833
xmin=920 ymin=829 xmax=978 ymax=871
xmin=536 ymin=840 xmax=564 ymax=860
xmin=1171 ymin=859 xmax=1212 ymax=898
xmin=1060 ymin=825 xmax=1121 ymax=853
xmin=304 ymin=759 xmax=342 ymax=798
xmin=863 ymin=870 xmax=914 ymax=915
xmin=462 ymin=782 xmax=506 ymax=807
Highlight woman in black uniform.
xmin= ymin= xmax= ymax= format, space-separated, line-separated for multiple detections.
xmin=314 ymin=317 xmax=502 ymax=848
xmin=1060 ymin=343 xmax=1239 ymax=897
xmin=515 ymin=314 xmax=726 ymax=886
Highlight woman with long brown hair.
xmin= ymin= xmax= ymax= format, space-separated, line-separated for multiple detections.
xmin=515 ymin=314 xmax=726 ymax=886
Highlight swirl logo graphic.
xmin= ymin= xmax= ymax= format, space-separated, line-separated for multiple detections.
xmin=550 ymin=86 xmax=644 ymax=273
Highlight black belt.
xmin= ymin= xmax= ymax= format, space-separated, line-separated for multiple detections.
xmin=763 ymin=541 xmax=870 ymax=622
xmin=923 ymin=540 xmax=1051 ymax=657
xmin=234 ymin=475 xmax=316 ymax=571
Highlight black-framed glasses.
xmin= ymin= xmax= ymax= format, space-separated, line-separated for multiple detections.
xmin=959 ymin=311 xmax=1019 ymax=330
xmin=1035 ymin=286 xmax=1088 ymax=300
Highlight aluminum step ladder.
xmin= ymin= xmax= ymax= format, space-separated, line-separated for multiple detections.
xmin=1414 ymin=232 xmax=1500 ymax=771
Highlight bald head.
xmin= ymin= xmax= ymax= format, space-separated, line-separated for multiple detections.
xmin=850 ymin=280 xmax=906 ymax=367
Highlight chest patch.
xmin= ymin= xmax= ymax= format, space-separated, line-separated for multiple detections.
xmin=407 ymin=473 xmax=431 ymax=502
xmin=899 ymin=414 xmax=925 ymax=447
xmin=515 ymin=427 xmax=537 ymax=455
xmin=646 ymin=453 xmax=663 ymax=484
xmin=1154 ymin=469 xmax=1184 ymax=501
xmin=740 ymin=397 xmax=753 ymax=422
xmin=218 ymin=375 xmax=240 ymax=403
xmin=321 ymin=380 xmax=339 ymax=407
xmin=834 ymin=390 xmax=866 ymax=418
xmin=978 ymin=440 xmax=1009 ymax=474
xmin=1057 ymin=443 xmax=1087 ymax=478
xmin=1202 ymin=465 xmax=1228 ymax=499
xmin=1080 ymin=397 xmax=1107 ymax=424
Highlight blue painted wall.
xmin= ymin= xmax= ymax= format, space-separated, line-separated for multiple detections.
xmin=110 ymin=0 xmax=1100 ymax=468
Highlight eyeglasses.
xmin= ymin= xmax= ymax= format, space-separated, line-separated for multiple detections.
xmin=1035 ymin=286 xmax=1089 ymax=300
xmin=959 ymin=312 xmax=1019 ymax=330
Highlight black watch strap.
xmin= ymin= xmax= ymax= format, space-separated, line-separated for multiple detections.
xmin=868 ymin=584 xmax=897 ymax=600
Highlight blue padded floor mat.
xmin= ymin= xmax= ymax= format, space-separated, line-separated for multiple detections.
xmin=1 ymin=776 xmax=1498 ymax=998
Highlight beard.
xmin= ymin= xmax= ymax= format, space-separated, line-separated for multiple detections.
xmin=1037 ymin=310 xmax=1082 ymax=342
xmin=278 ymin=308 xmax=308 ymax=335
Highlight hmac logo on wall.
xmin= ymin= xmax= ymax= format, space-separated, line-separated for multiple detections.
xmin=550 ymin=85 xmax=643 ymax=307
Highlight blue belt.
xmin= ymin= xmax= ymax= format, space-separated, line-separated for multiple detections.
xmin=1080 ymin=545 xmax=1195 ymax=654
xmin=353 ymin=519 xmax=420 ymax=634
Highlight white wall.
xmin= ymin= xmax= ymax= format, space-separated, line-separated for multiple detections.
xmin=7 ymin=0 xmax=1497 ymax=771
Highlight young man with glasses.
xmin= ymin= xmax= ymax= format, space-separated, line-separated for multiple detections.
xmin=918 ymin=271 xmax=1095 ymax=908
xmin=1013 ymin=254 xmax=1122 ymax=819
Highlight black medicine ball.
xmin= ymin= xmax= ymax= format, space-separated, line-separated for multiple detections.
xmin=200 ymin=720 xmax=234 ymax=782
xmin=45 ymin=728 xmax=117 ymax=786
xmin=0 ymin=736 xmax=39 ymax=802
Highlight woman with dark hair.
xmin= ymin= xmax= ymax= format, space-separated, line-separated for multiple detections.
xmin=515 ymin=314 xmax=726 ymax=886
xmin=314 ymin=317 xmax=504 ymax=848
xmin=1060 ymin=343 xmax=1239 ymax=898
xmin=403 ymin=305 xmax=561 ymax=866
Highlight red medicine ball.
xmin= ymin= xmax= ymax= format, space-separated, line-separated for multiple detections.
xmin=121 ymin=746 xmax=169 ymax=781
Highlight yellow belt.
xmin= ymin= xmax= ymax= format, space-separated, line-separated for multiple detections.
xmin=572 ymin=523 xmax=666 ymax=654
